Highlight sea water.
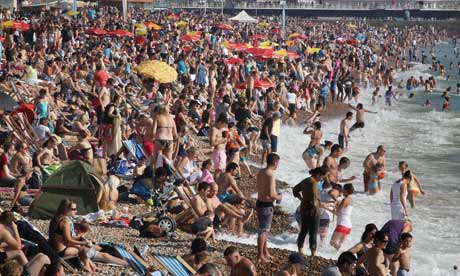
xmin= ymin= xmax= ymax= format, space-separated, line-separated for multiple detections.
xmin=218 ymin=43 xmax=460 ymax=276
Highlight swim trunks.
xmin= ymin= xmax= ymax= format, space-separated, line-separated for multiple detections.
xmin=212 ymin=149 xmax=226 ymax=172
xmin=334 ymin=225 xmax=352 ymax=235
xmin=155 ymin=139 xmax=173 ymax=148
xmin=256 ymin=200 xmax=274 ymax=233
xmin=218 ymin=191 xmax=241 ymax=204
xmin=303 ymin=146 xmax=319 ymax=157
xmin=397 ymin=268 xmax=410 ymax=276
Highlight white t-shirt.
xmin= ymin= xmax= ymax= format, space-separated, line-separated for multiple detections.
xmin=287 ymin=92 xmax=297 ymax=104
xmin=34 ymin=125 xmax=50 ymax=140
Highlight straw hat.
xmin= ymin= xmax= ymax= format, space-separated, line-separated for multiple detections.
xmin=50 ymin=134 xmax=62 ymax=145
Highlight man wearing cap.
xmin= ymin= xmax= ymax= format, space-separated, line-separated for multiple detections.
xmin=275 ymin=252 xmax=307 ymax=276
xmin=224 ymin=246 xmax=256 ymax=276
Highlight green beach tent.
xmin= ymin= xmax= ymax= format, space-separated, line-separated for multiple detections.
xmin=28 ymin=161 xmax=103 ymax=219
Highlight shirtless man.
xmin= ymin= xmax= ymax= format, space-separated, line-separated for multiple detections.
xmin=210 ymin=116 xmax=228 ymax=175
xmin=136 ymin=113 xmax=155 ymax=160
xmin=256 ymin=153 xmax=282 ymax=263
xmin=338 ymin=112 xmax=352 ymax=149
xmin=9 ymin=143 xmax=32 ymax=176
xmin=392 ymin=233 xmax=412 ymax=276
xmin=35 ymin=136 xmax=61 ymax=170
xmin=302 ymin=121 xmax=324 ymax=169
xmin=322 ymin=144 xmax=343 ymax=185
xmin=206 ymin=182 xmax=252 ymax=235
xmin=348 ymin=103 xmax=377 ymax=133
xmin=216 ymin=163 xmax=248 ymax=205
xmin=362 ymin=145 xmax=386 ymax=193
xmin=190 ymin=182 xmax=212 ymax=217
xmin=224 ymin=246 xmax=257 ymax=276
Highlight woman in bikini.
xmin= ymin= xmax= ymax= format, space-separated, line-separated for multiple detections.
xmin=152 ymin=105 xmax=177 ymax=163
xmin=398 ymin=161 xmax=425 ymax=208
xmin=348 ymin=223 xmax=378 ymax=276
xmin=48 ymin=199 xmax=96 ymax=273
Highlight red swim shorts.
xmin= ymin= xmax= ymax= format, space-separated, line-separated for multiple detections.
xmin=335 ymin=225 xmax=352 ymax=235
xmin=143 ymin=141 xmax=155 ymax=157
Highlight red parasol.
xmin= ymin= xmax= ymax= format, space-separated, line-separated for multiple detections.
xmin=347 ymin=38 xmax=359 ymax=46
xmin=245 ymin=47 xmax=274 ymax=58
xmin=180 ymin=34 xmax=200 ymax=42
xmin=134 ymin=36 xmax=146 ymax=45
xmin=11 ymin=103 xmax=35 ymax=124
xmin=85 ymin=28 xmax=108 ymax=36
xmin=255 ymin=80 xmax=276 ymax=89
xmin=108 ymin=29 xmax=133 ymax=37
xmin=270 ymin=27 xmax=281 ymax=34
xmin=216 ymin=23 xmax=233 ymax=30
xmin=251 ymin=34 xmax=267 ymax=40
xmin=224 ymin=57 xmax=244 ymax=65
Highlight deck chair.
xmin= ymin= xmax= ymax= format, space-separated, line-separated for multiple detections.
xmin=98 ymin=242 xmax=154 ymax=276
xmin=123 ymin=139 xmax=146 ymax=162
xmin=152 ymin=253 xmax=196 ymax=276
xmin=13 ymin=213 xmax=78 ymax=274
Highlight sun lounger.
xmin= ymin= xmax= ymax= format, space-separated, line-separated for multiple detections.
xmin=98 ymin=242 xmax=152 ymax=276
xmin=152 ymin=253 xmax=196 ymax=276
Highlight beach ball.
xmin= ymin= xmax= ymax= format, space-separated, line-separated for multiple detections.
xmin=378 ymin=171 xmax=386 ymax=180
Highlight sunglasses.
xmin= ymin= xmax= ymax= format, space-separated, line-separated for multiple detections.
xmin=71 ymin=208 xmax=77 ymax=211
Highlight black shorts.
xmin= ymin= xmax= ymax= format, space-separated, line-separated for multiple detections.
xmin=384 ymin=241 xmax=400 ymax=255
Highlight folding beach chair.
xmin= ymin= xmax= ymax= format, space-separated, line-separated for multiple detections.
xmin=13 ymin=213 xmax=78 ymax=274
xmin=152 ymin=253 xmax=196 ymax=276
xmin=123 ymin=139 xmax=146 ymax=161
xmin=98 ymin=242 xmax=156 ymax=276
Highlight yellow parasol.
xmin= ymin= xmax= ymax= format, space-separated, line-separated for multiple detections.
xmin=136 ymin=60 xmax=177 ymax=83
xmin=177 ymin=20 xmax=188 ymax=29
xmin=259 ymin=40 xmax=279 ymax=48
xmin=135 ymin=23 xmax=147 ymax=36
xmin=257 ymin=21 xmax=270 ymax=28
xmin=274 ymin=49 xmax=288 ymax=57
xmin=1 ymin=20 xmax=13 ymax=28
xmin=66 ymin=11 xmax=80 ymax=16
xmin=308 ymin=48 xmax=321 ymax=54
xmin=346 ymin=23 xmax=357 ymax=30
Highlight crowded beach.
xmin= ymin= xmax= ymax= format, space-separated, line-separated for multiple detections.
xmin=0 ymin=5 xmax=456 ymax=276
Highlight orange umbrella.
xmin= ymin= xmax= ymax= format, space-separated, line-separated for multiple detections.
xmin=216 ymin=23 xmax=233 ymax=30
xmin=2 ymin=20 xmax=29 ymax=31
xmin=145 ymin=22 xmax=161 ymax=30
xmin=167 ymin=13 xmax=179 ymax=21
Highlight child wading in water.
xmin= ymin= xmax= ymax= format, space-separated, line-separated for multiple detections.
xmin=330 ymin=183 xmax=354 ymax=250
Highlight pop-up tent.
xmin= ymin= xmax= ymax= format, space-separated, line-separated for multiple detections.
xmin=29 ymin=161 xmax=103 ymax=219
xmin=229 ymin=10 xmax=258 ymax=23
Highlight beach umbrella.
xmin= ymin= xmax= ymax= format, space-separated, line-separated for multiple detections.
xmin=0 ymin=92 xmax=19 ymax=112
xmin=136 ymin=60 xmax=177 ymax=83
xmin=257 ymin=22 xmax=270 ymax=28
xmin=177 ymin=20 xmax=188 ymax=29
xmin=336 ymin=37 xmax=346 ymax=45
xmin=66 ymin=11 xmax=80 ymax=16
xmin=347 ymin=38 xmax=359 ymax=46
xmin=251 ymin=34 xmax=267 ymax=40
xmin=180 ymin=34 xmax=200 ymax=42
xmin=224 ymin=57 xmax=244 ymax=65
xmin=346 ymin=23 xmax=357 ymax=30
xmin=270 ymin=27 xmax=281 ymax=34
xmin=167 ymin=13 xmax=179 ymax=21
xmin=85 ymin=28 xmax=108 ymax=36
xmin=134 ymin=36 xmax=146 ymax=45
xmin=108 ymin=29 xmax=132 ymax=37
xmin=145 ymin=22 xmax=161 ymax=30
xmin=245 ymin=47 xmax=274 ymax=58
xmin=307 ymin=48 xmax=321 ymax=55
xmin=1 ymin=20 xmax=29 ymax=31
xmin=216 ymin=23 xmax=233 ymax=30
xmin=274 ymin=49 xmax=300 ymax=59
xmin=222 ymin=41 xmax=249 ymax=51
xmin=254 ymin=80 xmax=275 ymax=89
xmin=188 ymin=31 xmax=202 ymax=36
xmin=288 ymin=33 xmax=308 ymax=40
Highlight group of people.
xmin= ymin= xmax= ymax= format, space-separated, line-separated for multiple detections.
xmin=0 ymin=3 xmax=448 ymax=275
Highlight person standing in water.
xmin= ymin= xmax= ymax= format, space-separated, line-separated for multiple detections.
xmin=392 ymin=233 xmax=413 ymax=276
xmin=330 ymin=183 xmax=355 ymax=250
xmin=384 ymin=86 xmax=398 ymax=107
xmin=398 ymin=161 xmax=425 ymax=208
xmin=348 ymin=103 xmax=377 ymax=133
xmin=302 ymin=122 xmax=324 ymax=169
xmin=390 ymin=171 xmax=410 ymax=220
xmin=256 ymin=153 xmax=282 ymax=263
xmin=362 ymin=145 xmax=387 ymax=193
xmin=338 ymin=112 xmax=353 ymax=149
